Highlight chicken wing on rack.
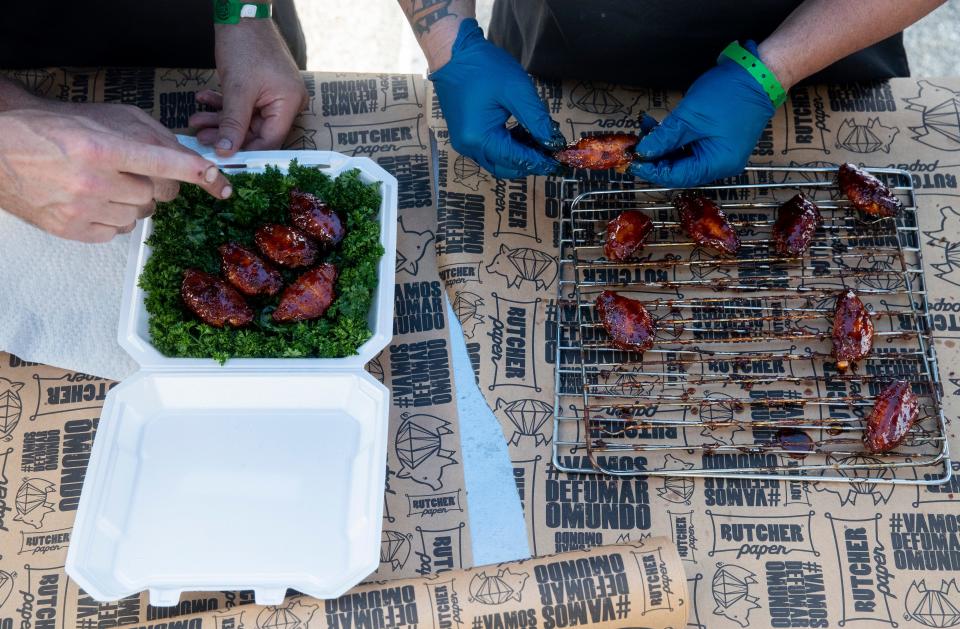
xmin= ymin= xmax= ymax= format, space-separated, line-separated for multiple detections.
xmin=832 ymin=289 xmax=874 ymax=372
xmin=838 ymin=163 xmax=903 ymax=218
xmin=772 ymin=193 xmax=822 ymax=257
xmin=604 ymin=210 xmax=654 ymax=261
xmin=864 ymin=380 xmax=919 ymax=453
xmin=181 ymin=269 xmax=253 ymax=328
xmin=254 ymin=224 xmax=319 ymax=269
xmin=273 ymin=263 xmax=339 ymax=323
xmin=595 ymin=290 xmax=655 ymax=352
xmin=219 ymin=242 xmax=283 ymax=297
xmin=673 ymin=191 xmax=740 ymax=255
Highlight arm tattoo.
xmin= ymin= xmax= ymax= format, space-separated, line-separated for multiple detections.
xmin=402 ymin=0 xmax=457 ymax=37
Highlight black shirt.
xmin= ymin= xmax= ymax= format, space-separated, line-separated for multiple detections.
xmin=488 ymin=0 xmax=909 ymax=87
xmin=0 ymin=1 xmax=306 ymax=70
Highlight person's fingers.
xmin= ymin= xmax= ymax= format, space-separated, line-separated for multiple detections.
xmin=195 ymin=90 xmax=224 ymax=110
xmin=242 ymin=98 xmax=301 ymax=151
xmin=109 ymin=173 xmax=156 ymax=206
xmin=153 ymin=178 xmax=180 ymax=202
xmin=637 ymin=113 xmax=659 ymax=137
xmin=634 ymin=114 xmax=703 ymax=161
xmin=108 ymin=140 xmax=232 ymax=199
xmin=91 ymin=203 xmax=141 ymax=227
xmin=188 ymin=112 xmax=221 ymax=130
xmin=196 ymin=128 xmax=219 ymax=146
xmin=502 ymin=81 xmax=566 ymax=151
xmin=80 ymin=224 xmax=120 ymax=244
xmin=480 ymin=128 xmax=558 ymax=179
xmin=195 ymin=125 xmax=256 ymax=148
xmin=137 ymin=201 xmax=157 ymax=219
xmin=215 ymin=83 xmax=256 ymax=156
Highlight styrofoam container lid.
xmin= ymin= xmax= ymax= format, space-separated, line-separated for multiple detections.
xmin=65 ymin=370 xmax=388 ymax=605
xmin=66 ymin=142 xmax=397 ymax=606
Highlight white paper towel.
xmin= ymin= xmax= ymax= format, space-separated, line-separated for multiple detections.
xmin=0 ymin=210 xmax=138 ymax=380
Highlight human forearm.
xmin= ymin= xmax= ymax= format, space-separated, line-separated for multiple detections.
xmin=397 ymin=0 xmax=476 ymax=71
xmin=759 ymin=0 xmax=945 ymax=90
xmin=205 ymin=3 xmax=306 ymax=156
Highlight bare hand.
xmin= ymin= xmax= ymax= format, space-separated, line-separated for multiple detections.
xmin=191 ymin=20 xmax=307 ymax=156
xmin=34 ymin=100 xmax=200 ymax=202
xmin=0 ymin=110 xmax=232 ymax=243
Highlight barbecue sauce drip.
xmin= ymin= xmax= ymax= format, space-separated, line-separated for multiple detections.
xmin=775 ymin=428 xmax=814 ymax=459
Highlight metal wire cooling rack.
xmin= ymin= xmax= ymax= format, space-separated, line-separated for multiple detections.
xmin=552 ymin=166 xmax=951 ymax=485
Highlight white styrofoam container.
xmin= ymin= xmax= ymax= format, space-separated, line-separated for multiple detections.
xmin=65 ymin=140 xmax=398 ymax=607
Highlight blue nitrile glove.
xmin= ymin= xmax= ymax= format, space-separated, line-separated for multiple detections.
xmin=629 ymin=40 xmax=777 ymax=188
xmin=430 ymin=19 xmax=566 ymax=179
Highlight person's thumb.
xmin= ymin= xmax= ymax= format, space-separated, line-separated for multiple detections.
xmin=215 ymin=85 xmax=256 ymax=157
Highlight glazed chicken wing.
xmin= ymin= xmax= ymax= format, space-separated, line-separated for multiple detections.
xmin=673 ymin=192 xmax=740 ymax=255
xmin=604 ymin=210 xmax=654 ymax=261
xmin=273 ymin=263 xmax=339 ymax=323
xmin=254 ymin=224 xmax=319 ymax=269
xmin=554 ymin=133 xmax=639 ymax=172
xmin=595 ymin=290 xmax=655 ymax=352
xmin=219 ymin=242 xmax=283 ymax=297
xmin=832 ymin=289 xmax=874 ymax=372
xmin=838 ymin=163 xmax=903 ymax=218
xmin=289 ymin=189 xmax=345 ymax=248
xmin=772 ymin=193 xmax=822 ymax=257
xmin=864 ymin=380 xmax=919 ymax=453
xmin=181 ymin=269 xmax=253 ymax=328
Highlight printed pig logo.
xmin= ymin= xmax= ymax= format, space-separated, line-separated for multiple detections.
xmin=394 ymin=413 xmax=457 ymax=490
xmin=904 ymin=579 xmax=960 ymax=627
xmin=469 ymin=568 xmax=528 ymax=605
xmin=835 ymin=118 xmax=898 ymax=153
xmin=396 ymin=216 xmax=436 ymax=276
xmin=453 ymin=155 xmax=489 ymax=192
xmin=712 ymin=564 xmax=760 ymax=627
xmin=0 ymin=378 xmax=24 ymax=441
xmin=14 ymin=478 xmax=55 ymax=529
xmin=256 ymin=602 xmax=318 ymax=629
xmin=904 ymin=80 xmax=960 ymax=151
xmin=485 ymin=244 xmax=558 ymax=290
xmin=924 ymin=206 xmax=960 ymax=288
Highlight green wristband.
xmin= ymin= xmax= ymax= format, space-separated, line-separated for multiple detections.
xmin=719 ymin=41 xmax=787 ymax=109
xmin=214 ymin=0 xmax=272 ymax=24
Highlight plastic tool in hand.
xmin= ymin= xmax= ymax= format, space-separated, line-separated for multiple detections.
xmin=430 ymin=19 xmax=566 ymax=179
xmin=630 ymin=40 xmax=783 ymax=187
